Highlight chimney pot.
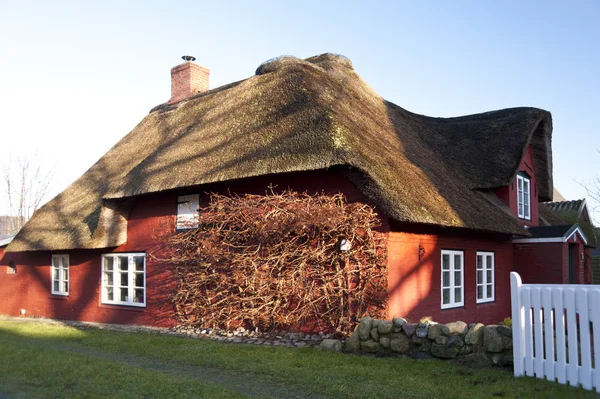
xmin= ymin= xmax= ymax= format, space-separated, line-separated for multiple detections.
xmin=169 ymin=56 xmax=209 ymax=104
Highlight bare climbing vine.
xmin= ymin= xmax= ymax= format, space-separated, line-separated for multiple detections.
xmin=153 ymin=191 xmax=387 ymax=334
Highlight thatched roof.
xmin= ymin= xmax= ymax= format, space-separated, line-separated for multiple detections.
xmin=7 ymin=53 xmax=553 ymax=252
xmin=539 ymin=203 xmax=567 ymax=226
xmin=544 ymin=199 xmax=590 ymax=223
xmin=541 ymin=199 xmax=596 ymax=247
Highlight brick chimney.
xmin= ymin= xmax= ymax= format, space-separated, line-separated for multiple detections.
xmin=169 ymin=55 xmax=210 ymax=104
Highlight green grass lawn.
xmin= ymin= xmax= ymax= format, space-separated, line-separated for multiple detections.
xmin=0 ymin=319 xmax=596 ymax=398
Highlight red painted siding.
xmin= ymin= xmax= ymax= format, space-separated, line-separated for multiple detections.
xmin=495 ymin=145 xmax=539 ymax=226
xmin=387 ymin=229 xmax=513 ymax=325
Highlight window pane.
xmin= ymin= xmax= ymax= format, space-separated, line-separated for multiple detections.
xmin=134 ymin=256 xmax=144 ymax=271
xmin=487 ymin=285 xmax=492 ymax=298
xmin=135 ymin=273 xmax=144 ymax=288
xmin=106 ymin=287 xmax=113 ymax=301
xmin=119 ymin=256 xmax=129 ymax=271
xmin=454 ymin=255 xmax=461 ymax=270
xmin=518 ymin=203 xmax=523 ymax=215
xmin=442 ymin=254 xmax=449 ymax=270
xmin=442 ymin=288 xmax=450 ymax=304
xmin=454 ymin=288 xmax=462 ymax=303
xmin=454 ymin=271 xmax=461 ymax=286
xmin=120 ymin=273 xmax=128 ymax=286
xmin=104 ymin=272 xmax=113 ymax=286
xmin=63 ymin=268 xmax=69 ymax=281
xmin=63 ymin=282 xmax=68 ymax=293
xmin=443 ymin=271 xmax=449 ymax=287
xmin=53 ymin=281 xmax=59 ymax=292
xmin=524 ymin=204 xmax=530 ymax=218
xmin=120 ymin=288 xmax=128 ymax=302
xmin=477 ymin=285 xmax=483 ymax=299
xmin=104 ymin=257 xmax=114 ymax=271
xmin=477 ymin=255 xmax=482 ymax=269
xmin=487 ymin=270 xmax=492 ymax=282
xmin=134 ymin=289 xmax=144 ymax=303
xmin=53 ymin=268 xmax=59 ymax=279
xmin=486 ymin=256 xmax=492 ymax=270
xmin=477 ymin=270 xmax=483 ymax=284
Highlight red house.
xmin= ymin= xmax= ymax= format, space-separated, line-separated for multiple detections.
xmin=0 ymin=53 xmax=592 ymax=329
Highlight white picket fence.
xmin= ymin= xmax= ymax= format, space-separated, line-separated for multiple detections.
xmin=511 ymin=272 xmax=600 ymax=391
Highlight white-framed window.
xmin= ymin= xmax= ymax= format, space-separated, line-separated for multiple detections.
xmin=177 ymin=194 xmax=200 ymax=230
xmin=101 ymin=253 xmax=146 ymax=307
xmin=517 ymin=174 xmax=531 ymax=220
xmin=441 ymin=250 xmax=464 ymax=309
xmin=476 ymin=251 xmax=494 ymax=303
xmin=51 ymin=254 xmax=69 ymax=296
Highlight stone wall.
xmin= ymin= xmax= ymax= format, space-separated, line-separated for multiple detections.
xmin=338 ymin=317 xmax=513 ymax=367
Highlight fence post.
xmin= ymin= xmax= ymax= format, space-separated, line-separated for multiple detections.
xmin=511 ymin=272 xmax=525 ymax=377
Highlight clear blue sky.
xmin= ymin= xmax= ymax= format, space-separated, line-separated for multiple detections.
xmin=1 ymin=1 xmax=599 ymax=221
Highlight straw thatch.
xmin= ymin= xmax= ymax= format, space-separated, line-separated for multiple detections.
xmin=541 ymin=199 xmax=596 ymax=247
xmin=7 ymin=53 xmax=552 ymax=252
xmin=538 ymin=203 xmax=568 ymax=226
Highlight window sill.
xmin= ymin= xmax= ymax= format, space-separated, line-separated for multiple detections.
xmin=99 ymin=302 xmax=146 ymax=311
xmin=50 ymin=294 xmax=69 ymax=300
xmin=441 ymin=304 xmax=464 ymax=310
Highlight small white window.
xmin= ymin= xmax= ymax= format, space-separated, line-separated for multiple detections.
xmin=51 ymin=254 xmax=69 ymax=296
xmin=476 ymin=252 xmax=494 ymax=303
xmin=177 ymin=194 xmax=200 ymax=230
xmin=441 ymin=250 xmax=464 ymax=309
xmin=517 ymin=174 xmax=531 ymax=220
xmin=101 ymin=253 xmax=146 ymax=307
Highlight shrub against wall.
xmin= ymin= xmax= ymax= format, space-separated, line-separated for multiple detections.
xmin=155 ymin=191 xmax=387 ymax=334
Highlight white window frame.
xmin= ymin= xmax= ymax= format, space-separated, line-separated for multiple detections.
xmin=441 ymin=250 xmax=464 ymax=309
xmin=476 ymin=251 xmax=495 ymax=303
xmin=177 ymin=194 xmax=200 ymax=230
xmin=51 ymin=254 xmax=69 ymax=296
xmin=517 ymin=174 xmax=531 ymax=220
xmin=101 ymin=253 xmax=146 ymax=307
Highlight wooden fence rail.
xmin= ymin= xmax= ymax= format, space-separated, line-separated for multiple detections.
xmin=511 ymin=272 xmax=600 ymax=391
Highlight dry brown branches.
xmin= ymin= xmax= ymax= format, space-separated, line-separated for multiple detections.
xmin=154 ymin=190 xmax=387 ymax=334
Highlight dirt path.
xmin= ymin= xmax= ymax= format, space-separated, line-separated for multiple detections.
xmin=4 ymin=333 xmax=330 ymax=399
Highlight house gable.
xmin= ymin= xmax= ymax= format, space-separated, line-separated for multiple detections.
xmin=495 ymin=145 xmax=539 ymax=226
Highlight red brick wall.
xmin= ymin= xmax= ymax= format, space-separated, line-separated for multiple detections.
xmin=495 ymin=145 xmax=539 ymax=227
xmin=0 ymin=170 xmax=375 ymax=328
xmin=513 ymin=232 xmax=587 ymax=284
xmin=566 ymin=233 xmax=587 ymax=284
xmin=387 ymin=229 xmax=513 ymax=325
xmin=513 ymin=242 xmax=564 ymax=284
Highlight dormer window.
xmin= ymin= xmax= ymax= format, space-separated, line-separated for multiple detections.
xmin=177 ymin=194 xmax=200 ymax=230
xmin=517 ymin=174 xmax=531 ymax=220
